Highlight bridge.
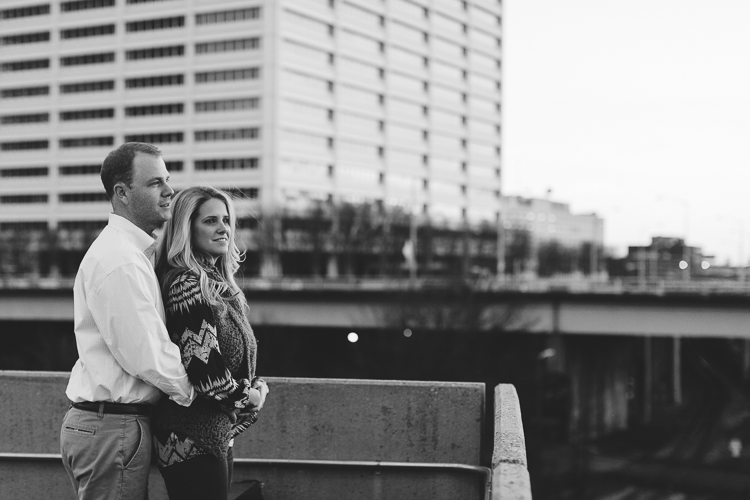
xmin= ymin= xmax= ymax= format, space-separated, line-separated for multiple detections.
xmin=4 ymin=277 xmax=750 ymax=338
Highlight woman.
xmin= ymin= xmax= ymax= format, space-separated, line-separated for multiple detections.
xmin=152 ymin=186 xmax=268 ymax=500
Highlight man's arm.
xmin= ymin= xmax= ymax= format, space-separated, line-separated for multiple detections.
xmin=89 ymin=262 xmax=193 ymax=406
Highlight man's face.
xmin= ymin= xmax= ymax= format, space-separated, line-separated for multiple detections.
xmin=126 ymin=153 xmax=174 ymax=234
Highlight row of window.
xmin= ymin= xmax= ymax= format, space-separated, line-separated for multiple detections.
xmin=1 ymin=3 xmax=256 ymax=21
xmin=3 ymin=46 xmax=262 ymax=70
xmin=0 ymin=129 xmax=262 ymax=150
xmin=0 ymin=158 xmax=258 ymax=178
xmin=0 ymin=4 xmax=50 ymax=19
xmin=1 ymin=31 xmax=49 ymax=45
xmin=0 ymin=187 xmax=260 ymax=204
xmin=0 ymin=99 xmax=258 ymax=119
xmin=61 ymin=24 xmax=115 ymax=39
xmin=62 ymin=0 xmax=115 ymax=12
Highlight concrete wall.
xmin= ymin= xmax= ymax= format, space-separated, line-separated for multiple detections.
xmin=492 ymin=384 xmax=532 ymax=500
xmin=0 ymin=371 xmax=489 ymax=500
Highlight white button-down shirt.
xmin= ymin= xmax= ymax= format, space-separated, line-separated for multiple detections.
xmin=66 ymin=213 xmax=193 ymax=406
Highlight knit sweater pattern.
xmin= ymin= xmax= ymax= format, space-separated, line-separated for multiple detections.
xmin=152 ymin=268 xmax=258 ymax=459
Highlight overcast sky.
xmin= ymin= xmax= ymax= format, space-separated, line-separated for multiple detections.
xmin=503 ymin=0 xmax=750 ymax=264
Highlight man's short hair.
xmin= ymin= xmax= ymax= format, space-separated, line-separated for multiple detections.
xmin=101 ymin=142 xmax=162 ymax=199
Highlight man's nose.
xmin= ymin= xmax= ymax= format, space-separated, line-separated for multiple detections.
xmin=163 ymin=183 xmax=174 ymax=197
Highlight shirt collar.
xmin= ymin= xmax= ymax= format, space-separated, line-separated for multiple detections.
xmin=108 ymin=213 xmax=155 ymax=253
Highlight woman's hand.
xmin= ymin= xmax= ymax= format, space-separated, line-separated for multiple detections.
xmin=246 ymin=377 xmax=269 ymax=412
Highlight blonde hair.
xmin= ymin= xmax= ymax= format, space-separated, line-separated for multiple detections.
xmin=155 ymin=186 xmax=244 ymax=310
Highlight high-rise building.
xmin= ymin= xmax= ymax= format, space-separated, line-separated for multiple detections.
xmin=0 ymin=0 xmax=502 ymax=231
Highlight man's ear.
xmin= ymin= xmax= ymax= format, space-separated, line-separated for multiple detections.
xmin=113 ymin=183 xmax=129 ymax=205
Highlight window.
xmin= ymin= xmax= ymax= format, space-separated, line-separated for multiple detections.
xmin=195 ymin=97 xmax=259 ymax=113
xmin=165 ymin=161 xmax=183 ymax=172
xmin=125 ymin=103 xmax=183 ymax=116
xmin=59 ymin=192 xmax=110 ymax=203
xmin=1 ymin=4 xmax=50 ymax=19
xmin=62 ymin=0 xmax=115 ymax=12
xmin=1 ymin=32 xmax=50 ymax=45
xmin=195 ymin=128 xmax=259 ymax=141
xmin=0 ymin=167 xmax=48 ymax=177
xmin=58 ymin=220 xmax=107 ymax=231
xmin=126 ymin=45 xmax=184 ymax=60
xmin=1 ymin=113 xmax=49 ymax=124
xmin=126 ymin=74 xmax=184 ymax=88
xmin=0 ymin=221 xmax=48 ymax=231
xmin=195 ymin=158 xmax=258 ymax=171
xmin=60 ymin=108 xmax=114 ymax=121
xmin=60 ymin=164 xmax=100 ymax=175
xmin=1 ymin=59 xmax=49 ymax=71
xmin=1 ymin=140 xmax=48 ymax=151
xmin=60 ymin=136 xmax=114 ymax=148
xmin=0 ymin=194 xmax=48 ymax=204
xmin=196 ymin=7 xmax=260 ymax=25
xmin=60 ymin=53 xmax=115 ymax=66
xmin=61 ymin=24 xmax=115 ymax=39
xmin=126 ymin=16 xmax=185 ymax=32
xmin=1 ymin=86 xmax=49 ymax=98
xmin=196 ymin=37 xmax=260 ymax=54
xmin=60 ymin=80 xmax=115 ymax=93
xmin=124 ymin=132 xmax=183 ymax=143
xmin=195 ymin=68 xmax=259 ymax=83
xmin=222 ymin=187 xmax=258 ymax=199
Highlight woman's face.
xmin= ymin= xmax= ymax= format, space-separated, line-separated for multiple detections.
xmin=191 ymin=198 xmax=231 ymax=262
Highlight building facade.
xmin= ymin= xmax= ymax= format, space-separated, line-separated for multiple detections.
xmin=500 ymin=196 xmax=604 ymax=249
xmin=0 ymin=0 xmax=502 ymax=231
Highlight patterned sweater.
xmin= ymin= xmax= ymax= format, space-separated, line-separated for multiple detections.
xmin=152 ymin=267 xmax=258 ymax=459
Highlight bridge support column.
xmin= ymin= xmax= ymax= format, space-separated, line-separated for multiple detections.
xmin=644 ymin=336 xmax=652 ymax=424
xmin=673 ymin=336 xmax=682 ymax=406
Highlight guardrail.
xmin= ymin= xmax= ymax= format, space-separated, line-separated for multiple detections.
xmin=0 ymin=371 xmax=532 ymax=500
xmin=3 ymin=273 xmax=750 ymax=296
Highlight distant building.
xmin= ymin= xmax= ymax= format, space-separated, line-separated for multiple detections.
xmin=0 ymin=0 xmax=502 ymax=232
xmin=621 ymin=237 xmax=712 ymax=280
xmin=498 ymin=195 xmax=604 ymax=276
xmin=500 ymin=196 xmax=603 ymax=248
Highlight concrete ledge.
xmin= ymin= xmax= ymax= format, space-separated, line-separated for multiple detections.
xmin=492 ymin=384 xmax=532 ymax=500
xmin=0 ymin=371 xmax=484 ymax=464
xmin=0 ymin=371 xmax=489 ymax=499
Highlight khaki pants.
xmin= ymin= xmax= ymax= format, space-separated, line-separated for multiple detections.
xmin=60 ymin=406 xmax=152 ymax=500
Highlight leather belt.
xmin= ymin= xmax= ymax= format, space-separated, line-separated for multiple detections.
xmin=71 ymin=401 xmax=153 ymax=416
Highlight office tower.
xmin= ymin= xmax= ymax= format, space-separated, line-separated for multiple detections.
xmin=0 ymin=0 xmax=502 ymax=231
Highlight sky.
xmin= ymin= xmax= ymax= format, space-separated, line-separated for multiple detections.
xmin=502 ymin=0 xmax=750 ymax=263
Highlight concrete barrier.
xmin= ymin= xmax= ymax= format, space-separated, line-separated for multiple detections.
xmin=491 ymin=384 xmax=532 ymax=500
xmin=0 ymin=371 xmax=489 ymax=500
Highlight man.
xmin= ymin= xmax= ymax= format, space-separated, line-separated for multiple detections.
xmin=61 ymin=143 xmax=194 ymax=500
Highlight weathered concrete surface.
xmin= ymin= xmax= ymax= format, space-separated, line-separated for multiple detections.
xmin=492 ymin=384 xmax=532 ymax=499
xmin=0 ymin=371 xmax=487 ymax=500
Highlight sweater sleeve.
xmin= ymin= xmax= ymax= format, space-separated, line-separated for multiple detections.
xmin=166 ymin=272 xmax=253 ymax=411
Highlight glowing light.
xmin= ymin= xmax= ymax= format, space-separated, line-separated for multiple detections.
xmin=403 ymin=328 xmax=412 ymax=337
xmin=679 ymin=260 xmax=688 ymax=270
xmin=347 ymin=332 xmax=359 ymax=343
xmin=701 ymin=261 xmax=710 ymax=270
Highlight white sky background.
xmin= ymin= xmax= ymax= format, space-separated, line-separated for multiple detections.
xmin=503 ymin=0 xmax=750 ymax=264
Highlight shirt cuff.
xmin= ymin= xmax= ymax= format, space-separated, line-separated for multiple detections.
xmin=169 ymin=383 xmax=196 ymax=407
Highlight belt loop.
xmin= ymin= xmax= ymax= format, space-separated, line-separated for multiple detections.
xmin=98 ymin=402 xmax=105 ymax=419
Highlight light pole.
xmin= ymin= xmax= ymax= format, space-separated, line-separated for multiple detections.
xmin=717 ymin=215 xmax=745 ymax=282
